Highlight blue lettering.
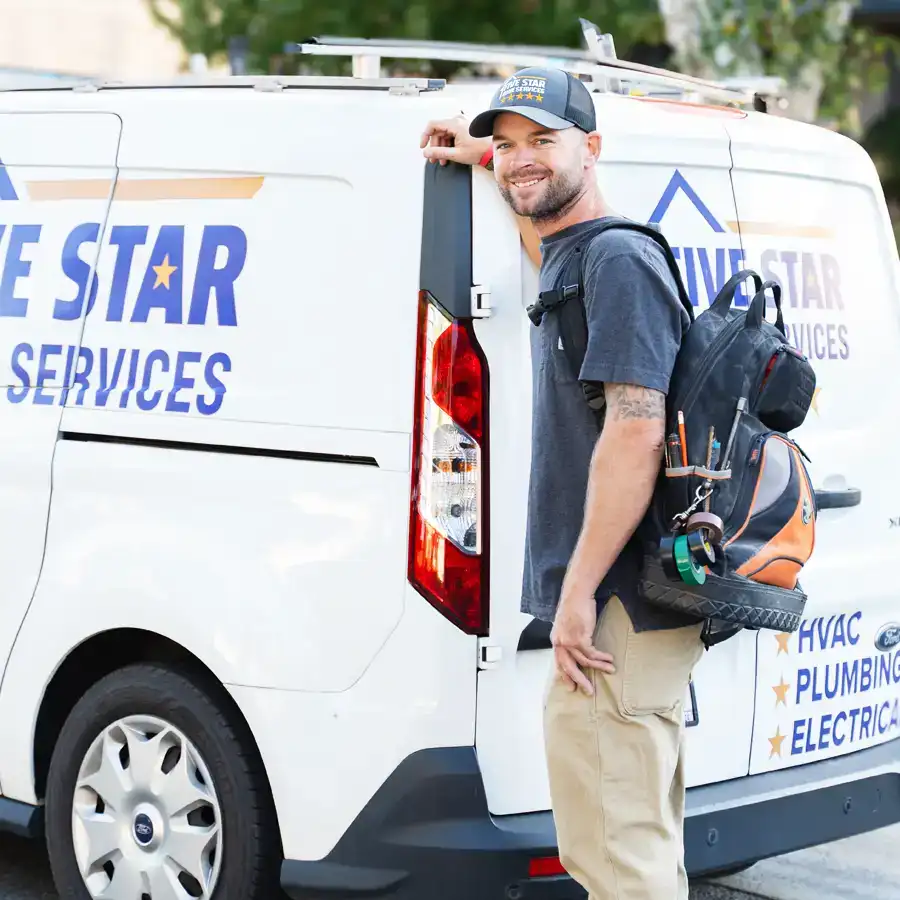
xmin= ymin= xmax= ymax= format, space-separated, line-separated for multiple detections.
xmin=166 ymin=350 xmax=201 ymax=413
xmin=107 ymin=226 xmax=148 ymax=322
xmin=54 ymin=223 xmax=100 ymax=320
xmin=72 ymin=347 xmax=93 ymax=405
xmin=879 ymin=654 xmax=891 ymax=690
xmin=791 ymin=718 xmax=807 ymax=755
xmin=188 ymin=225 xmax=245 ymax=326
xmin=813 ymin=323 xmax=827 ymax=360
xmin=841 ymin=660 xmax=859 ymax=696
xmin=61 ymin=344 xmax=76 ymax=387
xmin=801 ymin=252 xmax=823 ymax=309
xmin=697 ymin=248 xmax=727 ymax=305
xmin=860 ymin=705 xmax=873 ymax=739
xmin=798 ymin=618 xmax=815 ymax=654
xmin=819 ymin=713 xmax=832 ymax=750
xmin=811 ymin=667 xmax=823 ymax=702
xmin=847 ymin=611 xmax=861 ymax=645
xmin=816 ymin=615 xmax=835 ymax=650
xmin=132 ymin=226 xmax=184 ymax=324
xmin=879 ymin=701 xmax=891 ymax=734
xmin=34 ymin=344 xmax=62 ymax=406
xmin=682 ymin=248 xmax=699 ymax=306
xmin=796 ymin=667 xmax=811 ymax=702
xmin=824 ymin=664 xmax=839 ymax=700
xmin=805 ymin=717 xmax=817 ymax=752
xmin=119 ymin=348 xmax=141 ymax=409
xmin=198 ymin=352 xmax=231 ymax=416
xmin=832 ymin=710 xmax=847 ymax=746
xmin=0 ymin=224 xmax=41 ymax=317
xmin=781 ymin=251 xmax=799 ymax=306
xmin=892 ymin=699 xmax=900 ymax=730
xmin=96 ymin=348 xmax=127 ymax=408
xmin=7 ymin=342 xmax=32 ymax=403
xmin=728 ymin=248 xmax=748 ymax=307
xmin=849 ymin=707 xmax=861 ymax=741
xmin=136 ymin=349 xmax=169 ymax=411
xmin=832 ymin=614 xmax=847 ymax=649
xmin=821 ymin=254 xmax=844 ymax=310
xmin=838 ymin=324 xmax=849 ymax=359
xmin=861 ymin=657 xmax=873 ymax=692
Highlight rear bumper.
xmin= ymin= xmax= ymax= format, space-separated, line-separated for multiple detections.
xmin=281 ymin=739 xmax=900 ymax=899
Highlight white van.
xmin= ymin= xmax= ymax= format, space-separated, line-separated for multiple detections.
xmin=0 ymin=33 xmax=898 ymax=900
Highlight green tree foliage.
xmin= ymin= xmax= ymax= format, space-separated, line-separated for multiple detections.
xmin=693 ymin=0 xmax=900 ymax=134
xmin=147 ymin=0 xmax=666 ymax=76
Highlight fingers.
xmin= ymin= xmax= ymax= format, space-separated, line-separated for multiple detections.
xmin=555 ymin=648 xmax=594 ymax=696
xmin=423 ymin=145 xmax=460 ymax=164
xmin=570 ymin=646 xmax=616 ymax=675
xmin=419 ymin=117 xmax=462 ymax=147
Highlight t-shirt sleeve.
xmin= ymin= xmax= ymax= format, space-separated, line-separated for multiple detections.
xmin=578 ymin=236 xmax=685 ymax=394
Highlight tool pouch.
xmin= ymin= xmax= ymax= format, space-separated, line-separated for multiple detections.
xmin=755 ymin=344 xmax=817 ymax=433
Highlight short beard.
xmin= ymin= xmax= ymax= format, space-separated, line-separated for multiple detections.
xmin=499 ymin=168 xmax=585 ymax=224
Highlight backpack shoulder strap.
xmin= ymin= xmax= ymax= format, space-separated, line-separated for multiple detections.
xmin=526 ymin=218 xmax=693 ymax=400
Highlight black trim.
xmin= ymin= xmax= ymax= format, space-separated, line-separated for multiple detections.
xmin=0 ymin=797 xmax=44 ymax=839
xmin=58 ymin=431 xmax=378 ymax=467
xmin=280 ymin=741 xmax=900 ymax=899
xmin=815 ymin=487 xmax=862 ymax=510
xmin=518 ymin=618 xmax=552 ymax=651
xmin=419 ymin=160 xmax=473 ymax=320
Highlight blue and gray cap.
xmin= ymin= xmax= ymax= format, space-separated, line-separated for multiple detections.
xmin=469 ymin=67 xmax=597 ymax=138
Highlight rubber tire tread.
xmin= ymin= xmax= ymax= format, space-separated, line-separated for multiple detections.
xmin=44 ymin=663 xmax=281 ymax=900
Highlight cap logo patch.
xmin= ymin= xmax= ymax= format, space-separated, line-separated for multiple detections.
xmin=498 ymin=76 xmax=546 ymax=104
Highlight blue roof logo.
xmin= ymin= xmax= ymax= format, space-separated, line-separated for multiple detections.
xmin=0 ymin=157 xmax=18 ymax=201
xmin=648 ymin=170 xmax=724 ymax=234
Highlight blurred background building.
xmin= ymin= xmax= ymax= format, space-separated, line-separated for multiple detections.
xmin=0 ymin=0 xmax=184 ymax=82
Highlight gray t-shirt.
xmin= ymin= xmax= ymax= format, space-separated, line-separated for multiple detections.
xmin=521 ymin=217 xmax=697 ymax=632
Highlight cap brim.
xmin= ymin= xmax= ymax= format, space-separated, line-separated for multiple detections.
xmin=469 ymin=106 xmax=575 ymax=138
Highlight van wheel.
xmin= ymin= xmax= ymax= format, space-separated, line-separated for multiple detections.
xmin=45 ymin=664 xmax=280 ymax=900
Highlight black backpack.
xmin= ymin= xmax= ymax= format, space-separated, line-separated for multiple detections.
xmin=526 ymin=218 xmax=818 ymax=647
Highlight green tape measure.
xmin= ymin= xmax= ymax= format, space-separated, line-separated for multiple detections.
xmin=674 ymin=534 xmax=707 ymax=585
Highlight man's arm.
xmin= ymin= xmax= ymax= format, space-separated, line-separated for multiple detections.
xmin=420 ymin=116 xmax=542 ymax=269
xmin=550 ymin=385 xmax=666 ymax=692
xmin=549 ymin=238 xmax=685 ymax=694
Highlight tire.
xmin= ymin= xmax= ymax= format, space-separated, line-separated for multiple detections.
xmin=45 ymin=663 xmax=281 ymax=900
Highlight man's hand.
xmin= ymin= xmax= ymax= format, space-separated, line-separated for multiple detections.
xmin=420 ymin=115 xmax=490 ymax=167
xmin=550 ymin=597 xmax=616 ymax=695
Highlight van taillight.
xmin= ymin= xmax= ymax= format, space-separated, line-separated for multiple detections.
xmin=409 ymin=291 xmax=489 ymax=635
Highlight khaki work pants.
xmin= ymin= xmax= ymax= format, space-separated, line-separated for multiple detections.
xmin=543 ymin=595 xmax=705 ymax=900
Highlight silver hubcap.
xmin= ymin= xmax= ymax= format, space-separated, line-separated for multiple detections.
xmin=72 ymin=715 xmax=223 ymax=900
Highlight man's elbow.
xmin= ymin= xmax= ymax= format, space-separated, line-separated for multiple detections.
xmin=606 ymin=417 xmax=666 ymax=458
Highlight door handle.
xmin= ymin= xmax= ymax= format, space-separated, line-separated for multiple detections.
xmin=815 ymin=487 xmax=861 ymax=510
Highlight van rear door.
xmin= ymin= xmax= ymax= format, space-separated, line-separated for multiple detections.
xmin=726 ymin=119 xmax=900 ymax=774
xmin=471 ymin=100 xmax=760 ymax=816
xmin=0 ymin=111 xmax=119 ymax=688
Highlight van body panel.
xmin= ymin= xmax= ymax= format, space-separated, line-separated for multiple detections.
xmin=724 ymin=133 xmax=900 ymax=773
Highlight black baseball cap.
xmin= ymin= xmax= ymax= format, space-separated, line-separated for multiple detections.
xmin=469 ymin=67 xmax=597 ymax=138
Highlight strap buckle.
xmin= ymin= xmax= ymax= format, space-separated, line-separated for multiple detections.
xmin=525 ymin=283 xmax=579 ymax=326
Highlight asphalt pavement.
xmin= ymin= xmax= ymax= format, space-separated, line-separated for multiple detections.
xmin=2 ymin=824 xmax=899 ymax=899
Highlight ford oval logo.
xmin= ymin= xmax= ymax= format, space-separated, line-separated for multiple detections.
xmin=133 ymin=813 xmax=154 ymax=845
xmin=875 ymin=623 xmax=900 ymax=652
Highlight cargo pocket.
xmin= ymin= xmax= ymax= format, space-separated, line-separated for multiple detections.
xmin=618 ymin=607 xmax=704 ymax=717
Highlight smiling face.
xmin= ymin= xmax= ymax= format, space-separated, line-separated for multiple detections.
xmin=491 ymin=112 xmax=600 ymax=224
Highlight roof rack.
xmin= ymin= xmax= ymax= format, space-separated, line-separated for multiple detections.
xmin=286 ymin=17 xmax=778 ymax=108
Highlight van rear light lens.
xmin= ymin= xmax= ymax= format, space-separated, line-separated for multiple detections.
xmin=528 ymin=856 xmax=567 ymax=878
xmin=409 ymin=291 xmax=489 ymax=635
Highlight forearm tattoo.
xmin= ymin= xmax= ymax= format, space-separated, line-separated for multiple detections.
xmin=604 ymin=383 xmax=666 ymax=421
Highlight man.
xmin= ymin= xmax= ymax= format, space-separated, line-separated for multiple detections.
xmin=421 ymin=68 xmax=706 ymax=900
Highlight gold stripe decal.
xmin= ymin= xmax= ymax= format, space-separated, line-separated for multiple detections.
xmin=24 ymin=176 xmax=265 ymax=201
xmin=725 ymin=220 xmax=834 ymax=240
